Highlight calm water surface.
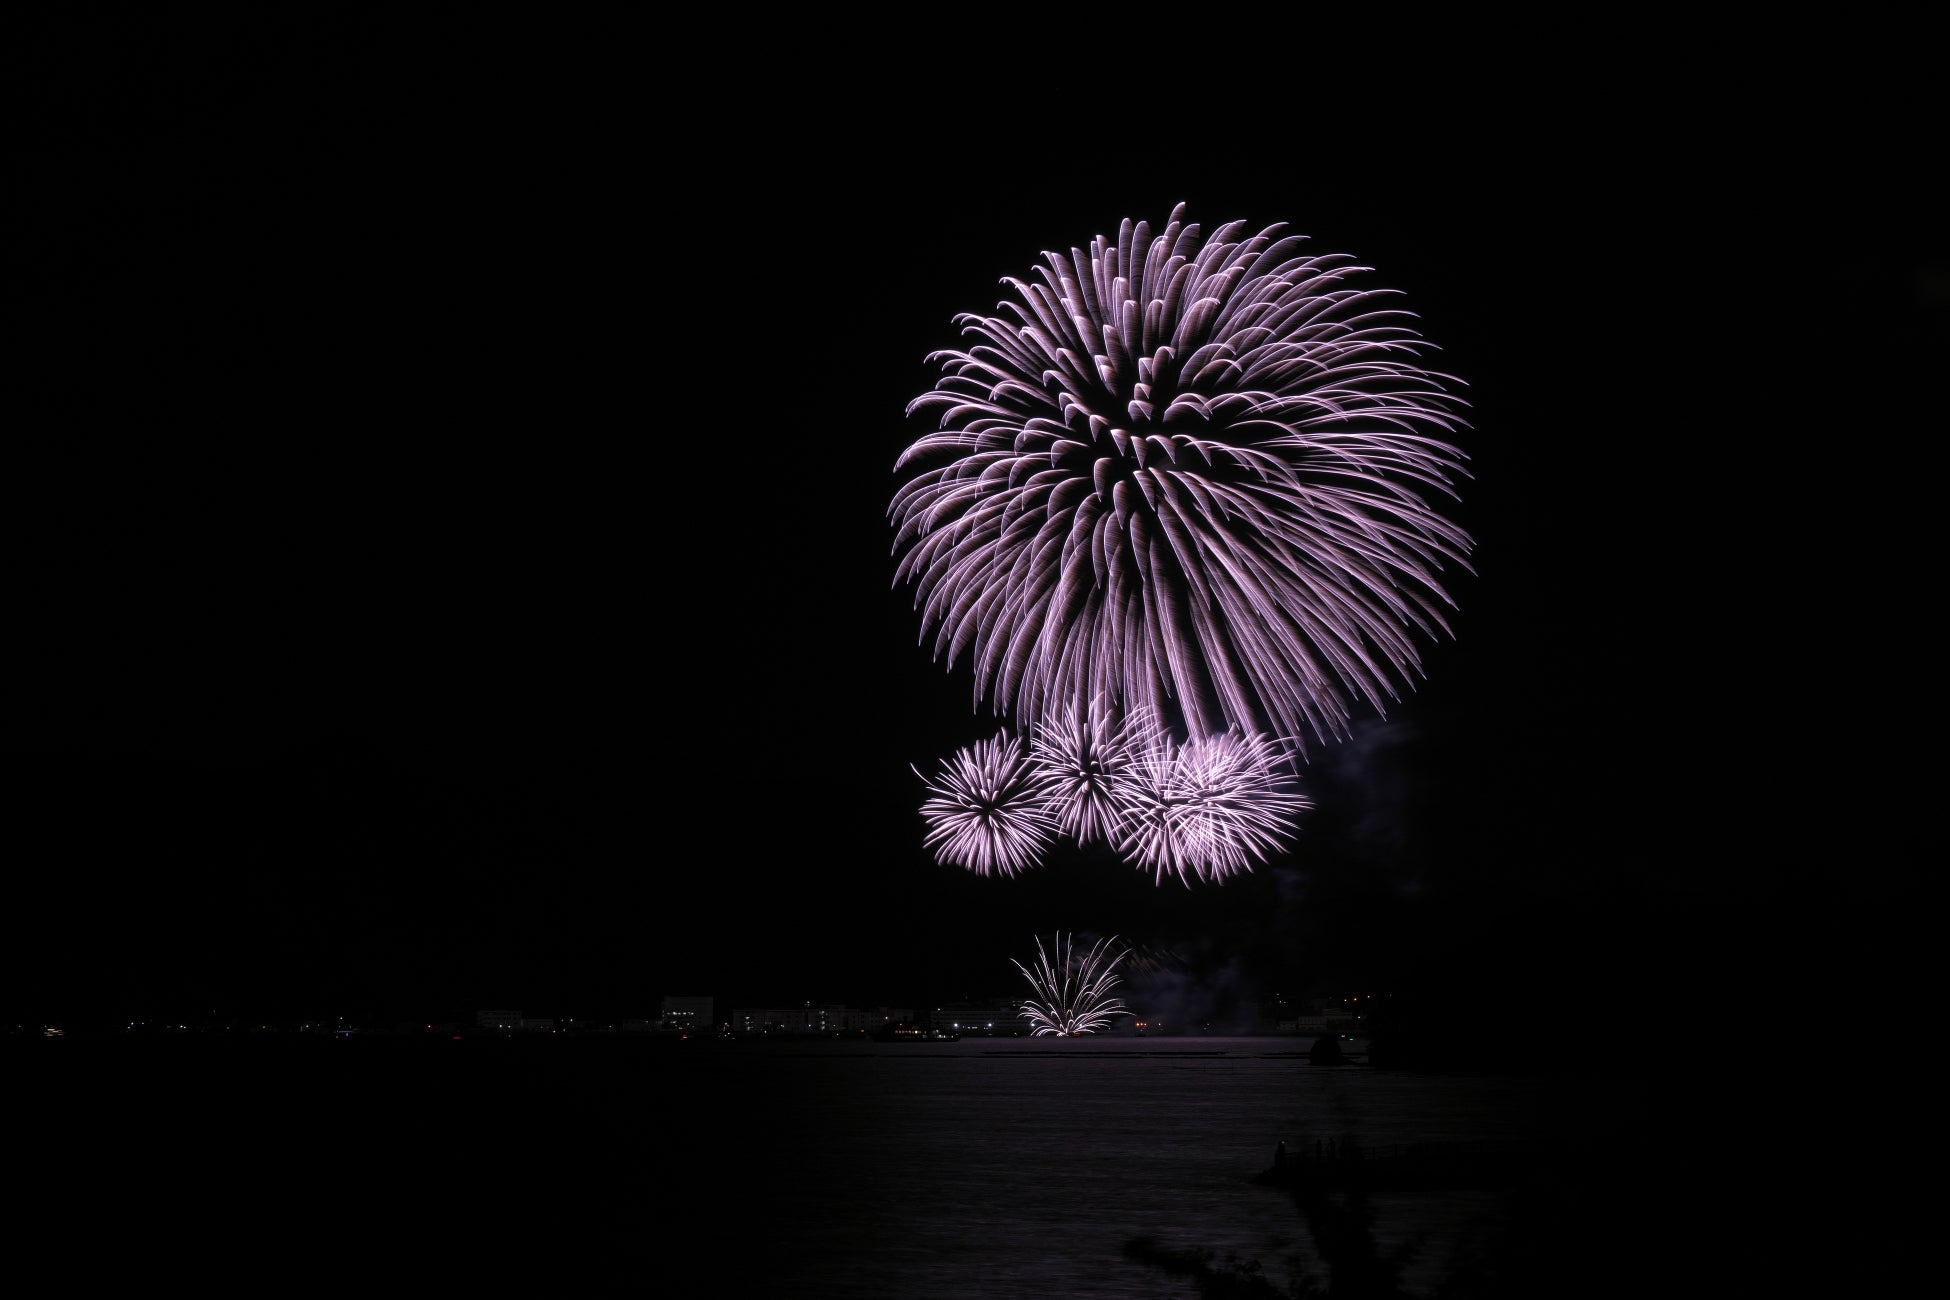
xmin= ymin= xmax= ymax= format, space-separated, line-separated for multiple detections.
xmin=22 ymin=1035 xmax=1674 ymax=1297
xmin=642 ymin=1036 xmax=1651 ymax=1297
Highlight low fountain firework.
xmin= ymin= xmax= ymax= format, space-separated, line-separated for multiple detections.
xmin=1014 ymin=932 xmax=1131 ymax=1036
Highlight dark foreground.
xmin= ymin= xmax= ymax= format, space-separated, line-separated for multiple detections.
xmin=10 ymin=1032 xmax=1924 ymax=1297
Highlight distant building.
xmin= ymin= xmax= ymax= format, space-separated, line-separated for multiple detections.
xmin=727 ymin=1004 xmax=913 ymax=1035
xmin=660 ymin=995 xmax=714 ymax=1031
xmin=926 ymin=999 xmax=1026 ymax=1036
xmin=1279 ymin=1001 xmax=1358 ymax=1034
xmin=476 ymin=1009 xmax=522 ymax=1030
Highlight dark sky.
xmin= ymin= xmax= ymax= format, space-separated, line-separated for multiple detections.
xmin=6 ymin=14 xmax=1933 ymax=1033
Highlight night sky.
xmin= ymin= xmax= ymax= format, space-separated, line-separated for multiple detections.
xmin=7 ymin=14 xmax=1933 ymax=1043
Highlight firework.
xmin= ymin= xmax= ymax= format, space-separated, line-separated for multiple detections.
xmin=1026 ymin=697 xmax=1164 ymax=846
xmin=1116 ymin=729 xmax=1311 ymax=885
xmin=1014 ymin=932 xmax=1131 ymax=1036
xmin=891 ymin=203 xmax=1472 ymax=756
xmin=914 ymin=731 xmax=1056 ymax=877
xmin=919 ymin=713 xmax=1309 ymax=883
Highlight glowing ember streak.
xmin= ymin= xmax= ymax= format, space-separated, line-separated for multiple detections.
xmin=913 ymin=732 xmax=1056 ymax=877
xmin=1116 ymin=729 xmax=1311 ymax=885
xmin=891 ymin=203 xmax=1472 ymax=758
xmin=1014 ymin=932 xmax=1131 ymax=1036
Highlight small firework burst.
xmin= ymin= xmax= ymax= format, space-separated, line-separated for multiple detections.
xmin=1027 ymin=697 xmax=1164 ymax=846
xmin=1014 ymin=932 xmax=1131 ymax=1036
xmin=1117 ymin=730 xmax=1310 ymax=885
xmin=919 ymin=717 xmax=1310 ymax=882
xmin=914 ymin=732 xmax=1056 ymax=877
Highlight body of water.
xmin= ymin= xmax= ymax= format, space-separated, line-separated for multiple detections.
xmin=650 ymin=1035 xmax=1647 ymax=1297
xmin=13 ymin=1032 xmax=1886 ymax=1296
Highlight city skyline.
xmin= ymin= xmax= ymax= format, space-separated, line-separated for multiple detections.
xmin=13 ymin=985 xmax=1388 ymax=1039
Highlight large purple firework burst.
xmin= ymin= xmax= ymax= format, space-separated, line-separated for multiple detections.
xmin=898 ymin=204 xmax=1469 ymax=885
xmin=892 ymin=203 xmax=1472 ymax=755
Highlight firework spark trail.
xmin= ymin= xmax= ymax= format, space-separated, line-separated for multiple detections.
xmin=1116 ymin=729 xmax=1311 ymax=885
xmin=913 ymin=732 xmax=1056 ymax=877
xmin=1014 ymin=932 xmax=1131 ymax=1036
xmin=892 ymin=203 xmax=1472 ymax=759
